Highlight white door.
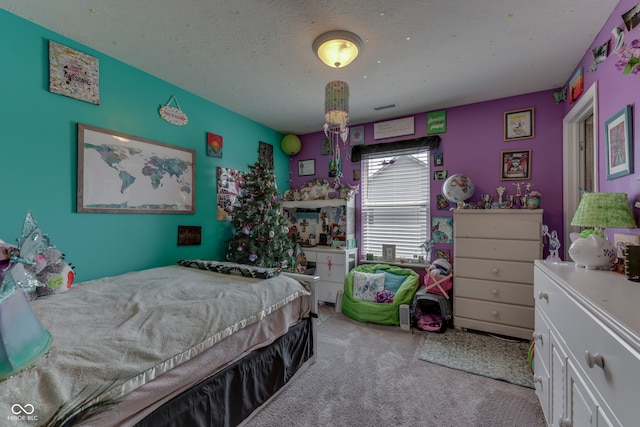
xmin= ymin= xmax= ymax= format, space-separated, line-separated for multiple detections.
xmin=562 ymin=82 xmax=599 ymax=260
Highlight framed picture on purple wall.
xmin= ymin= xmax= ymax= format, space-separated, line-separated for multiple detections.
xmin=501 ymin=149 xmax=531 ymax=180
xmin=605 ymin=105 xmax=633 ymax=180
xmin=504 ymin=108 xmax=534 ymax=141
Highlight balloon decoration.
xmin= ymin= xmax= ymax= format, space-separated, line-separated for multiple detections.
xmin=280 ymin=134 xmax=301 ymax=156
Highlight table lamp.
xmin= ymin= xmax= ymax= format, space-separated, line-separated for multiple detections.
xmin=569 ymin=192 xmax=637 ymax=269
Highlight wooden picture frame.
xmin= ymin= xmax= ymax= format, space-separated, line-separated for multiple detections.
xmin=504 ymin=108 xmax=534 ymax=141
xmin=605 ymin=105 xmax=633 ymax=180
xmin=77 ymin=123 xmax=195 ymax=213
xmin=382 ymin=244 xmax=396 ymax=261
xmin=501 ymin=149 xmax=531 ymax=180
xmin=298 ymin=159 xmax=316 ymax=176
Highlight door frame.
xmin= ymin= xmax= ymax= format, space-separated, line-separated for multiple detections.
xmin=562 ymin=81 xmax=599 ymax=259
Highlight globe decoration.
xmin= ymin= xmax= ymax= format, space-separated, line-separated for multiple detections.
xmin=442 ymin=174 xmax=475 ymax=203
xmin=280 ymin=134 xmax=301 ymax=156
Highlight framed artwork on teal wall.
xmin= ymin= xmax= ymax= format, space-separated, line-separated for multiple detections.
xmin=49 ymin=41 xmax=100 ymax=104
xmin=605 ymin=105 xmax=633 ymax=180
xmin=77 ymin=124 xmax=195 ymax=214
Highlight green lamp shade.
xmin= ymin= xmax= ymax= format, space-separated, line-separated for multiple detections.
xmin=0 ymin=288 xmax=52 ymax=380
xmin=280 ymin=134 xmax=301 ymax=156
xmin=571 ymin=192 xmax=637 ymax=229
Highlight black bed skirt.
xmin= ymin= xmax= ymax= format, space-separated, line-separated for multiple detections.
xmin=135 ymin=317 xmax=313 ymax=427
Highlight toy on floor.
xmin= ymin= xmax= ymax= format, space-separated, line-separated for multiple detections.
xmin=424 ymin=258 xmax=453 ymax=299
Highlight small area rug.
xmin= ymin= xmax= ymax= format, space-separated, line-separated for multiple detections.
xmin=418 ymin=328 xmax=534 ymax=388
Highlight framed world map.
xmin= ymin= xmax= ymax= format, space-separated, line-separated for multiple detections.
xmin=77 ymin=123 xmax=195 ymax=213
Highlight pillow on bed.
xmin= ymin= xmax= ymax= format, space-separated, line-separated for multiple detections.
xmin=177 ymin=259 xmax=281 ymax=279
xmin=375 ymin=269 xmax=407 ymax=293
xmin=353 ymin=271 xmax=385 ymax=301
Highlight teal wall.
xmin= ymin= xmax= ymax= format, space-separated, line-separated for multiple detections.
xmin=0 ymin=10 xmax=290 ymax=282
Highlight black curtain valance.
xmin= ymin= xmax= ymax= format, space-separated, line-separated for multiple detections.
xmin=350 ymin=135 xmax=441 ymax=162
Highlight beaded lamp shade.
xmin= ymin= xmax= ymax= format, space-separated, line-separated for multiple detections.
xmin=324 ymin=80 xmax=349 ymax=141
xmin=571 ymin=192 xmax=637 ymax=229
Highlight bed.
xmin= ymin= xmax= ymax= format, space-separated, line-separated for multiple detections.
xmin=1 ymin=261 xmax=318 ymax=426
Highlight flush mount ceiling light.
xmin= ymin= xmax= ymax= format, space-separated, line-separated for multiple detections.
xmin=312 ymin=30 xmax=364 ymax=68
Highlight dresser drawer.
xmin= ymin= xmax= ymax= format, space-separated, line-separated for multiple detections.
xmin=553 ymin=291 xmax=640 ymax=425
xmin=455 ymin=238 xmax=540 ymax=262
xmin=533 ymin=266 xmax=569 ymax=323
xmin=314 ymin=251 xmax=347 ymax=265
xmin=455 ymin=258 xmax=534 ymax=284
xmin=454 ymin=212 xmax=542 ymax=240
xmin=316 ymin=262 xmax=347 ymax=282
xmin=455 ymin=297 xmax=534 ymax=329
xmin=317 ymin=281 xmax=342 ymax=304
xmin=455 ymin=277 xmax=534 ymax=306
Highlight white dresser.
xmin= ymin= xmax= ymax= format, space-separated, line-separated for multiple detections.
xmin=303 ymin=247 xmax=357 ymax=304
xmin=534 ymin=260 xmax=640 ymax=427
xmin=453 ymin=209 xmax=543 ymax=339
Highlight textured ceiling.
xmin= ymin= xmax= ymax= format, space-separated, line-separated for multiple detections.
xmin=1 ymin=0 xmax=618 ymax=135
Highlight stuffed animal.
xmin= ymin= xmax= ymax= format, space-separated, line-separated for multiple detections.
xmin=34 ymin=248 xmax=75 ymax=296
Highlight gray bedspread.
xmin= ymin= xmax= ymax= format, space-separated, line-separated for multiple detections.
xmin=0 ymin=265 xmax=310 ymax=425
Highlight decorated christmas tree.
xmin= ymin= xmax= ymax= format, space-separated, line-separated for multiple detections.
xmin=226 ymin=155 xmax=293 ymax=268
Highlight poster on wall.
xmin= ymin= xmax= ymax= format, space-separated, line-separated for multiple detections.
xmin=427 ymin=110 xmax=447 ymax=134
xmin=49 ymin=41 xmax=100 ymax=104
xmin=207 ymin=132 xmax=223 ymax=158
xmin=350 ymin=125 xmax=365 ymax=145
xmin=217 ymin=166 xmax=244 ymax=220
xmin=431 ymin=217 xmax=453 ymax=243
xmin=77 ymin=124 xmax=195 ymax=214
xmin=569 ymin=67 xmax=584 ymax=104
xmin=259 ymin=141 xmax=274 ymax=169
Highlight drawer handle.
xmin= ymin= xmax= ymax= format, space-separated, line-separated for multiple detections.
xmin=538 ymin=291 xmax=549 ymax=301
xmin=532 ymin=332 xmax=543 ymax=343
xmin=585 ymin=351 xmax=605 ymax=369
xmin=491 ymin=310 xmax=499 ymax=317
xmin=491 ymin=289 xmax=498 ymax=296
xmin=533 ymin=375 xmax=543 ymax=384
xmin=491 ymin=268 xmax=499 ymax=274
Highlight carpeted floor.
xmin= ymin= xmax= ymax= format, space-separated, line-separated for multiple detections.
xmin=418 ymin=328 xmax=534 ymax=388
xmin=245 ymin=306 xmax=545 ymax=427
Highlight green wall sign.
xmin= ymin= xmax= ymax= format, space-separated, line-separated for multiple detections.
xmin=427 ymin=110 xmax=447 ymax=134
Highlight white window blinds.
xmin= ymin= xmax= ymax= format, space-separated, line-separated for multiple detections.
xmin=361 ymin=147 xmax=430 ymax=260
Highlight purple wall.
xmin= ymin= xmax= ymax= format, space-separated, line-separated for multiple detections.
xmin=289 ymin=89 xmax=564 ymax=264
xmin=289 ymin=0 xmax=640 ymax=266
xmin=563 ymin=0 xmax=640 ymax=239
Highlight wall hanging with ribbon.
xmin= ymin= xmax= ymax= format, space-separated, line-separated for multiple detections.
xmin=159 ymin=95 xmax=189 ymax=126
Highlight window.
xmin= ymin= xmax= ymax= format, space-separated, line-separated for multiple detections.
xmin=361 ymin=147 xmax=430 ymax=261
